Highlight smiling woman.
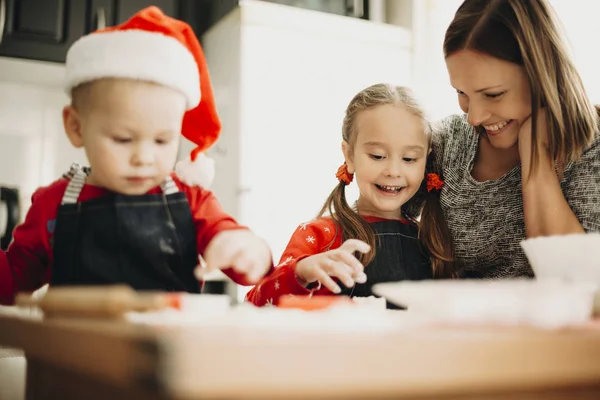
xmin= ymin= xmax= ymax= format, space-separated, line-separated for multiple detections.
xmin=427 ymin=0 xmax=600 ymax=279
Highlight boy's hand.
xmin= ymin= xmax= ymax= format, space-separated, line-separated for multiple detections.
xmin=295 ymin=239 xmax=370 ymax=294
xmin=199 ymin=230 xmax=272 ymax=283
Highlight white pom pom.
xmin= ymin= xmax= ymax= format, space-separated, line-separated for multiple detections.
xmin=175 ymin=152 xmax=216 ymax=188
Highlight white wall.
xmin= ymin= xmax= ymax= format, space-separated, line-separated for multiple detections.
xmin=198 ymin=9 xmax=243 ymax=224
xmin=547 ymin=1 xmax=600 ymax=104
xmin=0 ymin=57 xmax=87 ymax=214
xmin=409 ymin=0 xmax=464 ymax=121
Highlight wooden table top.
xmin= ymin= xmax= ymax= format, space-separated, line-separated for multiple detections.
xmin=2 ymin=312 xmax=600 ymax=399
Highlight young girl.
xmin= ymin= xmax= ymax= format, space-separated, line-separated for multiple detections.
xmin=246 ymin=84 xmax=456 ymax=307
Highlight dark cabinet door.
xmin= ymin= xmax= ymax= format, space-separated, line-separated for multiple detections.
xmin=261 ymin=0 xmax=368 ymax=19
xmin=86 ymin=0 xmax=181 ymax=31
xmin=0 ymin=0 xmax=87 ymax=63
xmin=115 ymin=0 xmax=177 ymax=24
xmin=0 ymin=0 xmax=190 ymax=64
xmin=88 ymin=0 xmax=116 ymax=31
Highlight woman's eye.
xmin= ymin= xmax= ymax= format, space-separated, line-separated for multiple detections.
xmin=485 ymin=92 xmax=505 ymax=99
xmin=456 ymin=89 xmax=465 ymax=95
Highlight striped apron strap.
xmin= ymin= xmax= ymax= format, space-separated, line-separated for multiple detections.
xmin=60 ymin=165 xmax=87 ymax=205
xmin=160 ymin=175 xmax=179 ymax=195
xmin=61 ymin=166 xmax=178 ymax=204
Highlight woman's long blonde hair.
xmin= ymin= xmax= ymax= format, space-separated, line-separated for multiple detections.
xmin=318 ymin=84 xmax=456 ymax=278
xmin=444 ymin=0 xmax=598 ymax=175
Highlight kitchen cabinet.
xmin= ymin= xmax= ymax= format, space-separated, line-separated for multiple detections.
xmin=0 ymin=0 xmax=191 ymax=63
xmin=194 ymin=0 xmax=370 ymax=37
xmin=261 ymin=0 xmax=369 ymax=19
xmin=114 ymin=0 xmax=178 ymax=24
xmin=0 ymin=0 xmax=87 ymax=63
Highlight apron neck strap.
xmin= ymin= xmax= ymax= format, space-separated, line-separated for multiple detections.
xmin=60 ymin=164 xmax=179 ymax=205
xmin=61 ymin=164 xmax=87 ymax=205
xmin=160 ymin=175 xmax=179 ymax=195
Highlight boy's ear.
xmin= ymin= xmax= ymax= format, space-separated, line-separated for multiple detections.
xmin=63 ymin=106 xmax=84 ymax=148
xmin=341 ymin=140 xmax=355 ymax=174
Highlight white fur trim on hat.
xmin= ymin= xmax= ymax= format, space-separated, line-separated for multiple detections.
xmin=175 ymin=152 xmax=215 ymax=188
xmin=65 ymin=30 xmax=200 ymax=109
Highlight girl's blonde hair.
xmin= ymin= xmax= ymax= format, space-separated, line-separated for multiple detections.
xmin=318 ymin=84 xmax=456 ymax=278
xmin=444 ymin=0 xmax=598 ymax=174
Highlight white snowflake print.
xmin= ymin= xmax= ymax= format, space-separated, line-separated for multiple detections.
xmin=323 ymin=227 xmax=330 ymax=233
xmin=274 ymin=280 xmax=280 ymax=290
xmin=299 ymin=222 xmax=309 ymax=230
xmin=265 ymin=298 xmax=274 ymax=307
xmin=306 ymin=236 xmax=316 ymax=244
xmin=278 ymin=256 xmax=293 ymax=267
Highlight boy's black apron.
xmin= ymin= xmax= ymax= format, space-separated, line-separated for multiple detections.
xmin=50 ymin=164 xmax=200 ymax=292
xmin=339 ymin=220 xmax=432 ymax=309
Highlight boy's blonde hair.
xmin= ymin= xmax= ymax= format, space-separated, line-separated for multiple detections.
xmin=70 ymin=78 xmax=147 ymax=113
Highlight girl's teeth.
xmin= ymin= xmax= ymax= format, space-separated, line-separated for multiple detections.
xmin=484 ymin=120 xmax=509 ymax=131
xmin=377 ymin=185 xmax=402 ymax=193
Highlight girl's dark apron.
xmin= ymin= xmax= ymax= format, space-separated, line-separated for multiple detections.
xmin=339 ymin=220 xmax=432 ymax=309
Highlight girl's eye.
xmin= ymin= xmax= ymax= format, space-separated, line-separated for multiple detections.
xmin=113 ymin=137 xmax=131 ymax=143
xmin=369 ymin=154 xmax=384 ymax=160
xmin=456 ymin=89 xmax=465 ymax=95
xmin=403 ymin=157 xmax=417 ymax=163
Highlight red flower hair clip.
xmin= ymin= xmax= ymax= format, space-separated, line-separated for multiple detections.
xmin=336 ymin=163 xmax=354 ymax=185
xmin=426 ymin=173 xmax=444 ymax=192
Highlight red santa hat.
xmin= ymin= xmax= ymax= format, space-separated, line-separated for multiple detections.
xmin=64 ymin=6 xmax=219 ymax=187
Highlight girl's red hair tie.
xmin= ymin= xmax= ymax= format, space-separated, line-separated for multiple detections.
xmin=426 ymin=173 xmax=444 ymax=192
xmin=336 ymin=163 xmax=353 ymax=185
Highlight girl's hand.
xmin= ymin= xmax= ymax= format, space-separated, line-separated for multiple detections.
xmin=295 ymin=239 xmax=370 ymax=294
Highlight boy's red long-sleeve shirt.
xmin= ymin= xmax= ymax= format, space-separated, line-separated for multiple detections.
xmin=0 ymin=174 xmax=258 ymax=305
xmin=246 ymin=216 xmax=408 ymax=306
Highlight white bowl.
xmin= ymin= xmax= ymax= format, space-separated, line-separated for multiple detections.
xmin=372 ymin=279 xmax=596 ymax=328
xmin=521 ymin=233 xmax=600 ymax=281
xmin=521 ymin=233 xmax=600 ymax=311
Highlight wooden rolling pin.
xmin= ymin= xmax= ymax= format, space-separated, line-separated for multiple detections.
xmin=15 ymin=285 xmax=181 ymax=318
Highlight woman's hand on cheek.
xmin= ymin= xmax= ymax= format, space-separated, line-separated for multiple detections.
xmin=518 ymin=108 xmax=551 ymax=172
